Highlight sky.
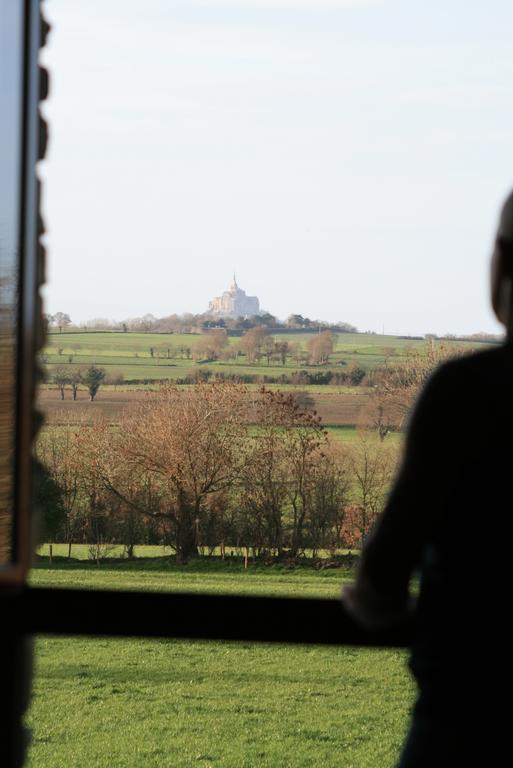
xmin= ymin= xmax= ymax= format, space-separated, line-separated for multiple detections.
xmin=39 ymin=0 xmax=513 ymax=336
xmin=0 ymin=2 xmax=22 ymax=272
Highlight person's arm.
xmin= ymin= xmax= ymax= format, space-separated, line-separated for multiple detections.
xmin=343 ymin=366 xmax=453 ymax=629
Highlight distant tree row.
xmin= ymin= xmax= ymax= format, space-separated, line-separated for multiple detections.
xmin=45 ymin=311 xmax=358 ymax=335
xmin=36 ymin=383 xmax=398 ymax=563
xmin=52 ymin=365 xmax=106 ymax=401
xmin=173 ymin=367 xmax=367 ymax=387
xmin=192 ymin=328 xmax=340 ymax=367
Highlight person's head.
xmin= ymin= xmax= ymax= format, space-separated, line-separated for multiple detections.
xmin=491 ymin=190 xmax=513 ymax=336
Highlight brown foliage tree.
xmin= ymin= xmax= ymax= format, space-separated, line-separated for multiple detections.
xmin=307 ymin=442 xmax=352 ymax=557
xmin=307 ymin=331 xmax=336 ymax=365
xmin=242 ymin=389 xmax=328 ymax=557
xmin=240 ymin=327 xmax=268 ymax=364
xmin=193 ymin=329 xmax=229 ymax=362
xmin=348 ymin=434 xmax=399 ymax=545
xmin=237 ymin=390 xmax=292 ymax=555
xmin=98 ymin=382 xmax=250 ymax=562
xmin=35 ymin=424 xmax=84 ymax=558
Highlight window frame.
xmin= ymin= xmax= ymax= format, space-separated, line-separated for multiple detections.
xmin=2 ymin=0 xmax=411 ymax=650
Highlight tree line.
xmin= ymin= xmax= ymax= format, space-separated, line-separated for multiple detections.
xmin=36 ymin=383 xmax=399 ymax=564
xmin=192 ymin=328 xmax=340 ymax=367
xmin=46 ymin=311 xmax=358 ymax=335
xmin=52 ymin=365 xmax=106 ymax=401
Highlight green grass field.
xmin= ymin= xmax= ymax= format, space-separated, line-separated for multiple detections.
xmin=26 ymin=557 xmax=415 ymax=768
xmin=43 ymin=330 xmax=487 ymax=383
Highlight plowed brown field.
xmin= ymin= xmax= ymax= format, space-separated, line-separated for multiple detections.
xmin=38 ymin=388 xmax=371 ymax=427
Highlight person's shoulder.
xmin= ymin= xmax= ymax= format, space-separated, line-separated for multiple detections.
xmin=416 ymin=343 xmax=512 ymax=410
xmin=435 ymin=342 xmax=512 ymax=384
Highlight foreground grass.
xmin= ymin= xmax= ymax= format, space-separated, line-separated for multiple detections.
xmin=30 ymin=552 xmax=356 ymax=598
xmin=26 ymin=560 xmax=414 ymax=768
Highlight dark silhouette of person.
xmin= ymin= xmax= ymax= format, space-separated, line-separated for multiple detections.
xmin=343 ymin=190 xmax=513 ymax=766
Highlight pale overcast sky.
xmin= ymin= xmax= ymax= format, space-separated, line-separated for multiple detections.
xmin=40 ymin=0 xmax=513 ymax=335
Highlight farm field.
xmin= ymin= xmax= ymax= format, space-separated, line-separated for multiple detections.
xmin=42 ymin=330 xmax=489 ymax=382
xmin=27 ymin=558 xmax=414 ymax=768
xmin=31 ymin=549 xmax=355 ymax=597
xmin=38 ymin=387 xmax=374 ymax=429
xmin=39 ymin=330 xmax=491 ymax=434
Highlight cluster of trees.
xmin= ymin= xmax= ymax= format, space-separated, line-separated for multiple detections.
xmin=192 ymin=329 xmax=230 ymax=362
xmin=45 ymin=311 xmax=358 ymax=336
xmin=306 ymin=331 xmax=336 ymax=364
xmin=52 ymin=365 xmax=106 ymax=401
xmin=192 ymin=328 xmax=340 ymax=368
xmin=36 ymin=383 xmax=399 ymax=563
xmin=173 ymin=366 xmax=367 ymax=387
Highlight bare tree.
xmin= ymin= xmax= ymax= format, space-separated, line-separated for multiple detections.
xmin=281 ymin=398 xmax=328 ymax=557
xmin=238 ymin=391 xmax=291 ymax=556
xmin=275 ymin=340 xmax=289 ymax=365
xmin=348 ymin=434 xmax=399 ymax=545
xmin=36 ymin=424 xmax=84 ymax=558
xmin=240 ymin=327 xmax=268 ymax=364
xmin=307 ymin=331 xmax=336 ymax=365
xmin=193 ymin=329 xmax=229 ymax=362
xmin=244 ymin=389 xmax=328 ymax=557
xmin=261 ymin=336 xmax=275 ymax=366
xmin=307 ymin=442 xmax=352 ymax=557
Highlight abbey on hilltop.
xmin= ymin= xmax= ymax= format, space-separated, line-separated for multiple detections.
xmin=208 ymin=276 xmax=260 ymax=318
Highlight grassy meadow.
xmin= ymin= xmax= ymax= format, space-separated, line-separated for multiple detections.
xmin=27 ymin=555 xmax=415 ymax=768
xmin=42 ymin=329 xmax=485 ymax=383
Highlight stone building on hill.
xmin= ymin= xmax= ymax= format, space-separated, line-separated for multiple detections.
xmin=208 ymin=276 xmax=260 ymax=318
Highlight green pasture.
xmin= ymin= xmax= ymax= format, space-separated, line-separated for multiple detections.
xmin=44 ymin=360 xmax=195 ymax=381
xmin=27 ymin=559 xmax=414 ymax=768
xmin=45 ymin=330 xmax=197 ymax=354
xmin=43 ymin=330 xmax=487 ymax=383
xmin=34 ymin=545 xmax=360 ymax=583
xmin=31 ymin=550 xmax=354 ymax=597
xmin=326 ymin=426 xmax=403 ymax=445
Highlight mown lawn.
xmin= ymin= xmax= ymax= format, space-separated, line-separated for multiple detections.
xmin=26 ymin=559 xmax=415 ymax=768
